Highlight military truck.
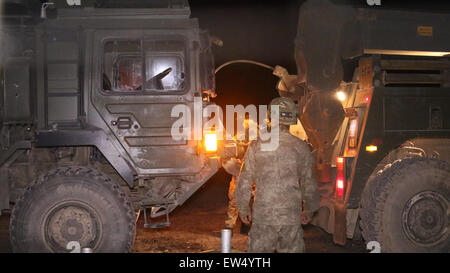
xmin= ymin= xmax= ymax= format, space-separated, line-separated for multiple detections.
xmin=275 ymin=0 xmax=449 ymax=252
xmin=0 ymin=0 xmax=220 ymax=252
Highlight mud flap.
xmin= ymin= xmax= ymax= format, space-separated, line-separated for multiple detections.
xmin=333 ymin=200 xmax=347 ymax=245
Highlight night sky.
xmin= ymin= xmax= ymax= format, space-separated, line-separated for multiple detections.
xmin=188 ymin=0 xmax=449 ymax=109
xmin=1 ymin=0 xmax=302 ymax=109
xmin=190 ymin=0 xmax=302 ymax=109
xmin=2 ymin=0 xmax=449 ymax=110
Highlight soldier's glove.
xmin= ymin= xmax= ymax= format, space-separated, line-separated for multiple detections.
xmin=301 ymin=211 xmax=312 ymax=225
xmin=222 ymin=158 xmax=242 ymax=177
xmin=240 ymin=212 xmax=252 ymax=225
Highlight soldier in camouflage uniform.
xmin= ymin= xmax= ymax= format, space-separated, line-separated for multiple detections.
xmin=224 ymin=159 xmax=253 ymax=232
xmin=224 ymin=119 xmax=253 ymax=231
xmin=235 ymin=97 xmax=320 ymax=253
xmin=225 ymin=174 xmax=239 ymax=228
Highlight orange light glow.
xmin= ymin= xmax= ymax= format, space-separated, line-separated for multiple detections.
xmin=204 ymin=133 xmax=218 ymax=152
xmin=366 ymin=145 xmax=378 ymax=152
xmin=337 ymin=91 xmax=346 ymax=101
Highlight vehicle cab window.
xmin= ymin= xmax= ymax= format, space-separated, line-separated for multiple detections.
xmin=103 ymin=40 xmax=142 ymax=92
xmin=145 ymin=40 xmax=185 ymax=91
xmin=103 ymin=38 xmax=187 ymax=93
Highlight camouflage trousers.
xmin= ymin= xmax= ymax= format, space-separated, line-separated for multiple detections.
xmin=226 ymin=176 xmax=255 ymax=228
xmin=225 ymin=176 xmax=239 ymax=228
xmin=247 ymin=224 xmax=305 ymax=253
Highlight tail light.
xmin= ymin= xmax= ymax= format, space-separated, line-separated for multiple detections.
xmin=204 ymin=132 xmax=218 ymax=152
xmin=335 ymin=157 xmax=345 ymax=200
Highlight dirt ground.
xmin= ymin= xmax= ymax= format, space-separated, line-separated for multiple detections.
xmin=0 ymin=170 xmax=366 ymax=253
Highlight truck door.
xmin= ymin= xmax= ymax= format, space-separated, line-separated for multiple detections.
xmin=91 ymin=30 xmax=202 ymax=175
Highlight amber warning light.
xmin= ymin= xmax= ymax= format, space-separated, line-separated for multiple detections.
xmin=204 ymin=132 xmax=218 ymax=152
xmin=366 ymin=145 xmax=378 ymax=152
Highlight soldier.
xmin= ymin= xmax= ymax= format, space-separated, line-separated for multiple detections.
xmin=224 ymin=119 xmax=253 ymax=233
xmin=224 ymin=158 xmax=252 ymax=234
xmin=235 ymin=97 xmax=320 ymax=253
xmin=118 ymin=58 xmax=143 ymax=91
xmin=224 ymin=171 xmax=239 ymax=229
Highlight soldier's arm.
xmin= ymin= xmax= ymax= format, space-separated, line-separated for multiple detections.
xmin=301 ymin=151 xmax=320 ymax=218
xmin=235 ymin=142 xmax=256 ymax=220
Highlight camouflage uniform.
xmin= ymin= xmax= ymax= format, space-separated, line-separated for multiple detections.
xmin=225 ymin=169 xmax=255 ymax=229
xmin=235 ymin=108 xmax=319 ymax=252
xmin=223 ymin=140 xmax=251 ymax=229
xmin=225 ymin=175 xmax=239 ymax=228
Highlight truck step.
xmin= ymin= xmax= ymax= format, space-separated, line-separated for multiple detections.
xmin=140 ymin=199 xmax=176 ymax=229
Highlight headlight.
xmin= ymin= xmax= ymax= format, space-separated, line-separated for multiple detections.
xmin=204 ymin=132 xmax=218 ymax=152
xmin=336 ymin=91 xmax=346 ymax=101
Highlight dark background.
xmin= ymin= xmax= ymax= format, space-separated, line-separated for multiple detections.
xmin=190 ymin=0 xmax=301 ymax=108
xmin=2 ymin=0 xmax=450 ymax=110
xmin=189 ymin=0 xmax=450 ymax=109
xmin=2 ymin=0 xmax=303 ymax=109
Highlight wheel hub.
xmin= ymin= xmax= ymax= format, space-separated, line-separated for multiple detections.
xmin=45 ymin=202 xmax=101 ymax=252
xmin=402 ymin=191 xmax=448 ymax=245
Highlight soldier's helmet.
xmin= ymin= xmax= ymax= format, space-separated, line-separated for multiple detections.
xmin=269 ymin=97 xmax=298 ymax=125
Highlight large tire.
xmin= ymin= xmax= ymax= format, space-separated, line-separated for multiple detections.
xmin=10 ymin=167 xmax=136 ymax=253
xmin=360 ymin=158 xmax=449 ymax=252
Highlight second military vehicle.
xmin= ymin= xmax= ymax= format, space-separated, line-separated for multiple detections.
xmin=274 ymin=0 xmax=449 ymax=252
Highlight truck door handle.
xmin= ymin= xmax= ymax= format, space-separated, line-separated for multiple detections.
xmin=111 ymin=117 xmax=133 ymax=129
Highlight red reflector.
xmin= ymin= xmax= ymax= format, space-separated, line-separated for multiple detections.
xmin=335 ymin=157 xmax=346 ymax=199
xmin=336 ymin=177 xmax=345 ymax=199
xmin=364 ymin=97 xmax=370 ymax=103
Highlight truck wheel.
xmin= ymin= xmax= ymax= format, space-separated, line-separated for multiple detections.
xmin=10 ymin=167 xmax=136 ymax=253
xmin=360 ymin=158 xmax=449 ymax=252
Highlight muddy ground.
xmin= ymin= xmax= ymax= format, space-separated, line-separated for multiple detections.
xmin=0 ymin=170 xmax=366 ymax=253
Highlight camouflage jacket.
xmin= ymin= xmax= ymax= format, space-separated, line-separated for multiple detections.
xmin=235 ymin=128 xmax=320 ymax=225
